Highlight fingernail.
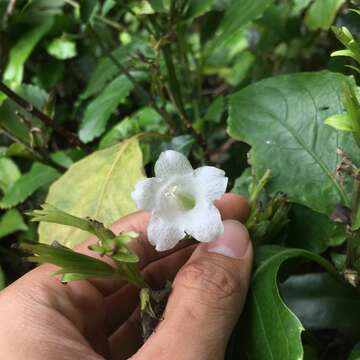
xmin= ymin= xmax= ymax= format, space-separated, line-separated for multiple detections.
xmin=207 ymin=220 xmax=250 ymax=259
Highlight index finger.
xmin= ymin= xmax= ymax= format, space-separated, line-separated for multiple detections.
xmin=78 ymin=193 xmax=249 ymax=295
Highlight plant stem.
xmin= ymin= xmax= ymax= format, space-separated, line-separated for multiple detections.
xmin=0 ymin=127 xmax=66 ymax=172
xmin=88 ymin=25 xmax=176 ymax=134
xmin=346 ymin=179 xmax=360 ymax=270
xmin=0 ymin=82 xmax=91 ymax=153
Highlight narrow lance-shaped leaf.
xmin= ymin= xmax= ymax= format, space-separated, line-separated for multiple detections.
xmin=1 ymin=19 xmax=53 ymax=104
xmin=22 ymin=241 xmax=120 ymax=283
xmin=208 ymin=0 xmax=274 ymax=51
xmin=79 ymin=75 xmax=133 ymax=143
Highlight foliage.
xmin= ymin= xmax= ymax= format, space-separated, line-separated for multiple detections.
xmin=0 ymin=0 xmax=360 ymax=358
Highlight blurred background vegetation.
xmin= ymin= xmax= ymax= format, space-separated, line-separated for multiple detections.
xmin=1 ymin=1 xmax=360 ymax=358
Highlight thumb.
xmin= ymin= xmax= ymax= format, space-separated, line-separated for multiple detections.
xmin=135 ymin=220 xmax=253 ymax=360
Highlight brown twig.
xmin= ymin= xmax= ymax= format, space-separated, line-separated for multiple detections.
xmin=0 ymin=82 xmax=91 ymax=153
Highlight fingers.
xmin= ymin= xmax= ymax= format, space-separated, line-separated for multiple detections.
xmin=106 ymin=244 xmax=197 ymax=337
xmin=78 ymin=193 xmax=249 ymax=296
xmin=132 ymin=220 xmax=253 ymax=360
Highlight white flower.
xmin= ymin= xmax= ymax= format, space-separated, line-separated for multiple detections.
xmin=131 ymin=150 xmax=228 ymax=251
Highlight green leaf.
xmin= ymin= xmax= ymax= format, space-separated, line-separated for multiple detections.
xmin=47 ymin=37 xmax=77 ymax=60
xmin=0 ymin=158 xmax=21 ymax=194
xmin=0 ymin=209 xmax=28 ymax=239
xmin=281 ymin=273 xmax=360 ymax=336
xmin=99 ymin=107 xmax=164 ymax=149
xmin=0 ymin=163 xmax=60 ymax=209
xmin=228 ymin=248 xmax=337 ymax=359
xmin=348 ymin=343 xmax=360 ymax=360
xmin=0 ymin=266 xmax=5 ymax=289
xmin=209 ymin=0 xmax=274 ymax=51
xmin=2 ymin=19 xmax=53 ymax=97
xmin=147 ymin=0 xmax=167 ymax=12
xmin=304 ymin=0 xmax=345 ymax=31
xmin=228 ymin=71 xmax=358 ymax=215
xmin=331 ymin=49 xmax=358 ymax=60
xmin=185 ymin=0 xmax=215 ymax=19
xmin=22 ymin=241 xmax=119 ymax=282
xmin=203 ymin=96 xmax=224 ymax=123
xmin=0 ymin=84 xmax=50 ymax=145
xmin=80 ymin=42 xmax=147 ymax=100
xmin=232 ymin=168 xmax=252 ymax=198
xmin=331 ymin=26 xmax=360 ymax=65
xmin=79 ymin=0 xmax=99 ymax=23
xmin=325 ymin=114 xmax=353 ymax=132
xmin=39 ymin=138 xmax=144 ymax=248
xmin=79 ymin=75 xmax=133 ymax=143
xmin=287 ymin=205 xmax=346 ymax=253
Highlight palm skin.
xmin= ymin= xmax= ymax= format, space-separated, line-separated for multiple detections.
xmin=0 ymin=194 xmax=252 ymax=360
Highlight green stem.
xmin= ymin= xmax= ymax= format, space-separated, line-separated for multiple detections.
xmin=88 ymin=24 xmax=175 ymax=134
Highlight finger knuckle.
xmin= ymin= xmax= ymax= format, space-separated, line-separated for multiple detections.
xmin=176 ymin=259 xmax=240 ymax=306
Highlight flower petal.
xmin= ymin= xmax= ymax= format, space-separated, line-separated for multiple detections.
xmin=194 ymin=166 xmax=228 ymax=201
xmin=155 ymin=150 xmax=193 ymax=178
xmin=148 ymin=214 xmax=185 ymax=251
xmin=131 ymin=178 xmax=162 ymax=210
xmin=184 ymin=203 xmax=223 ymax=243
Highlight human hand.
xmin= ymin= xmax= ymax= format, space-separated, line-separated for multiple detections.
xmin=0 ymin=193 xmax=253 ymax=360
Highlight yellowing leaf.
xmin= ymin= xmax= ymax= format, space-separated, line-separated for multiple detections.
xmin=39 ymin=138 xmax=145 ymax=247
xmin=325 ymin=114 xmax=353 ymax=132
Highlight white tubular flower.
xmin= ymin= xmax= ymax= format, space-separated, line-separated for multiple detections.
xmin=131 ymin=150 xmax=228 ymax=251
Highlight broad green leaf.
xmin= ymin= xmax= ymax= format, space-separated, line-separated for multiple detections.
xmin=0 ymin=158 xmax=21 ymax=194
xmin=79 ymin=75 xmax=133 ymax=143
xmin=209 ymin=0 xmax=274 ymax=51
xmin=0 ymin=163 xmax=60 ymax=209
xmin=0 ymin=266 xmax=5 ymax=289
xmin=348 ymin=343 xmax=360 ymax=360
xmin=0 ymin=84 xmax=50 ymax=145
xmin=228 ymin=248 xmax=337 ymax=360
xmin=325 ymin=114 xmax=353 ymax=132
xmin=47 ymin=37 xmax=77 ymax=60
xmin=39 ymin=138 xmax=144 ymax=247
xmin=287 ymin=205 xmax=346 ymax=253
xmin=80 ymin=42 xmax=147 ymax=100
xmin=0 ymin=209 xmax=28 ymax=239
xmin=281 ymin=273 xmax=360 ymax=336
xmin=2 ymin=19 xmax=53 ymax=93
xmin=304 ymin=0 xmax=345 ymax=31
xmin=228 ymin=71 xmax=358 ymax=215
